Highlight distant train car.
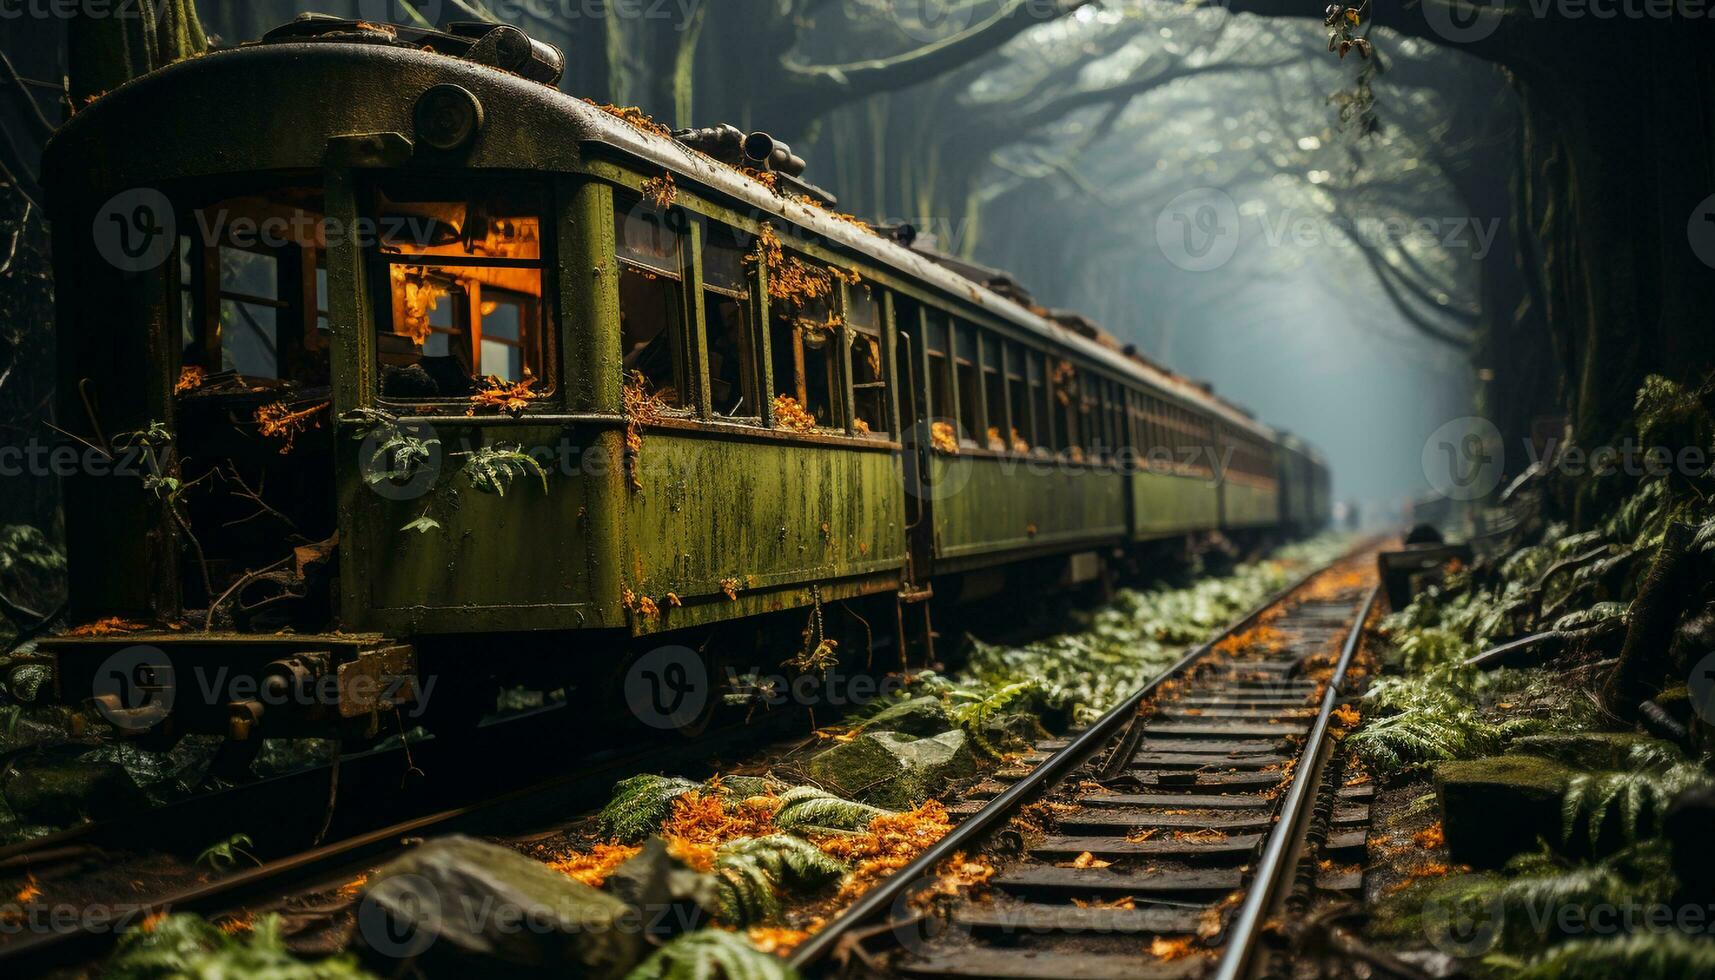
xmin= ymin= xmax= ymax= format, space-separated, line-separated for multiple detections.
xmin=39 ymin=16 xmax=1332 ymax=752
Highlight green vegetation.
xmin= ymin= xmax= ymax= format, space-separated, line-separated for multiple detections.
xmin=623 ymin=929 xmax=799 ymax=980
xmin=105 ymin=914 xmax=373 ymax=980
xmin=713 ymin=835 xmax=847 ymax=924
xmin=1358 ymin=375 xmax=1715 ymax=976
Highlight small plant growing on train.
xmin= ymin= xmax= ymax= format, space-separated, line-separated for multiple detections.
xmin=342 ymin=408 xmax=437 ymax=486
xmin=456 ymin=444 xmax=547 ymax=496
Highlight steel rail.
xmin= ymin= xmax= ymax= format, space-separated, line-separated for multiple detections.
xmin=787 ymin=556 xmax=1343 ymax=972
xmin=1211 ymin=581 xmax=1381 ymax=980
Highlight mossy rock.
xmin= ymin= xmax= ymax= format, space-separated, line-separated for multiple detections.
xmin=804 ymin=729 xmax=978 ymax=810
xmin=1508 ymin=732 xmax=1675 ymax=771
xmin=353 ymin=834 xmax=644 ymax=978
xmin=855 ymin=696 xmax=953 ymax=737
xmin=1434 ymin=754 xmax=1576 ymax=869
xmin=0 ymin=748 xmax=144 ymax=825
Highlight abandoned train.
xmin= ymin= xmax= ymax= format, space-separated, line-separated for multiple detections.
xmin=39 ymin=16 xmax=1330 ymax=750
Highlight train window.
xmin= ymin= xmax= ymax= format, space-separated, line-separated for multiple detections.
xmin=703 ymin=223 xmax=757 ymax=419
xmin=1078 ymin=375 xmax=1098 ymax=459
xmin=615 ymin=198 xmax=686 ymax=406
xmin=1051 ymin=358 xmax=1079 ymax=457
xmin=371 ymin=182 xmax=549 ymax=402
xmin=954 ymin=322 xmax=982 ymax=448
xmin=1006 ymin=343 xmax=1030 ymax=453
xmin=769 ymin=252 xmax=843 ymax=428
xmin=847 ymin=284 xmax=887 ymax=436
xmin=176 ymin=188 xmax=332 ymax=390
xmin=1028 ymin=351 xmax=1050 ymax=452
xmin=981 ymin=333 xmax=1006 ymax=451
xmin=925 ymin=313 xmax=954 ymax=427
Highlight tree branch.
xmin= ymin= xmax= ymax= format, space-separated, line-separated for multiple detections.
xmin=783 ymin=0 xmax=1092 ymax=105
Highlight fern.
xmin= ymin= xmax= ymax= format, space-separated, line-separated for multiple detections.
xmin=343 ymin=408 xmax=438 ymax=486
xmin=772 ymin=786 xmax=891 ymax=834
xmin=1562 ymin=749 xmax=1709 ymax=847
xmin=1498 ymin=930 xmax=1715 ymax=980
xmin=623 ymin=929 xmax=799 ymax=980
xmin=105 ymin=913 xmax=372 ymax=979
xmin=949 ymin=680 xmax=1045 ymax=759
xmin=460 ymin=444 xmax=548 ymax=496
xmin=598 ymin=774 xmax=700 ymax=841
xmin=712 ymin=835 xmax=847 ymax=924
xmin=1350 ymin=671 xmax=1546 ymax=775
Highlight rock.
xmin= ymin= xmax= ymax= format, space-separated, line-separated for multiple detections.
xmin=352 ymin=834 xmax=644 ymax=978
xmin=804 ymin=729 xmax=979 ymax=810
xmin=856 ymin=696 xmax=953 ymax=737
xmin=0 ymin=747 xmax=144 ymax=824
xmin=604 ymin=838 xmax=719 ymax=943
xmin=1434 ymin=755 xmax=1576 ymax=868
xmin=1508 ymin=732 xmax=1675 ymax=771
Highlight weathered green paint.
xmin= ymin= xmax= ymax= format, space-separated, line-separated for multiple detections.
xmin=929 ymin=455 xmax=1127 ymax=568
xmin=1222 ymin=481 xmax=1280 ymax=528
xmin=617 ymin=431 xmax=906 ymax=636
xmin=1132 ymin=470 xmax=1219 ymax=538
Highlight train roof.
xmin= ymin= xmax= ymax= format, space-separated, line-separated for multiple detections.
xmin=48 ymin=19 xmax=1286 ymax=444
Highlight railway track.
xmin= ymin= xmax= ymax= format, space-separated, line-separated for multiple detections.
xmin=791 ymin=559 xmax=1381 ymax=979
xmin=0 ymin=548 xmax=1376 ymax=978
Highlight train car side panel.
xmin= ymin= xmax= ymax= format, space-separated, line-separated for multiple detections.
xmin=1131 ymin=470 xmax=1220 ymax=537
xmin=930 ymin=456 xmax=1127 ymax=567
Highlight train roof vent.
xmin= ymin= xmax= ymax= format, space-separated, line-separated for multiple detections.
xmin=262 ymin=14 xmax=565 ymax=86
xmin=672 ymin=124 xmax=839 ymax=208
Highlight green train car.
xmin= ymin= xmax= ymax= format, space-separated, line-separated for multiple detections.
xmin=38 ymin=17 xmax=1329 ymax=749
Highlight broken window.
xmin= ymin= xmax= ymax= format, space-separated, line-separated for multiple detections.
xmin=769 ymin=252 xmax=844 ymax=429
xmin=925 ymin=312 xmax=954 ymax=429
xmin=371 ymin=182 xmax=549 ymax=402
xmin=847 ymin=283 xmax=887 ymax=436
xmin=177 ymin=186 xmax=332 ymax=389
xmin=1028 ymin=350 xmax=1051 ymax=451
xmin=1006 ymin=342 xmax=1030 ymax=453
xmin=954 ymin=322 xmax=982 ymax=448
xmin=981 ymin=332 xmax=1006 ymax=451
xmin=615 ymin=196 xmax=687 ymax=406
xmin=703 ymin=223 xmax=758 ymax=419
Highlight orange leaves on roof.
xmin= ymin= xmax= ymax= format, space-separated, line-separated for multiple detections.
xmin=468 ymin=376 xmax=536 ymax=417
xmin=587 ymin=101 xmax=672 ymax=138
xmin=254 ymin=400 xmax=328 ymax=454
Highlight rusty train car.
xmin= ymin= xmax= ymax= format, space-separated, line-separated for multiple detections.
xmin=39 ymin=16 xmax=1330 ymax=752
